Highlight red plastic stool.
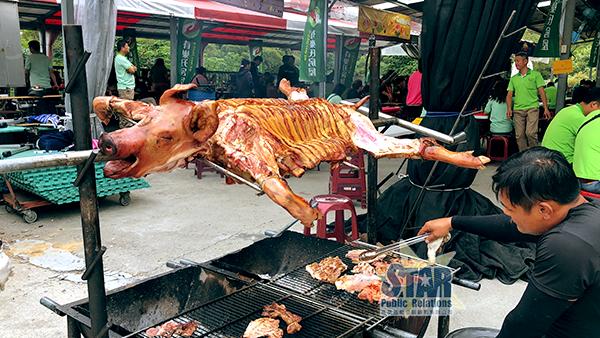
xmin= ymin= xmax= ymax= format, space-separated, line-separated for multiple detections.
xmin=329 ymin=149 xmax=367 ymax=208
xmin=304 ymin=194 xmax=359 ymax=243
xmin=581 ymin=190 xmax=600 ymax=199
xmin=487 ymin=136 xmax=510 ymax=161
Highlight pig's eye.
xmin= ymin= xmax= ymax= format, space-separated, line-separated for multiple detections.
xmin=156 ymin=133 xmax=174 ymax=146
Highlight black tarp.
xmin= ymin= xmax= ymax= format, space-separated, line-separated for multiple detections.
xmin=363 ymin=0 xmax=539 ymax=282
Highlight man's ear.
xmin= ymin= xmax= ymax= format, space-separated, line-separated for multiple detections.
xmin=538 ymin=201 xmax=554 ymax=220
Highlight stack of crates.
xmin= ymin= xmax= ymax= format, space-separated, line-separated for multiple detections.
xmin=7 ymin=162 xmax=150 ymax=205
xmin=328 ymin=149 xmax=366 ymax=209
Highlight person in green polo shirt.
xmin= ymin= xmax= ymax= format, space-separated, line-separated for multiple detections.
xmin=507 ymin=52 xmax=551 ymax=152
xmin=544 ymin=81 xmax=557 ymax=112
xmin=573 ymin=88 xmax=600 ymax=193
xmin=24 ymin=40 xmax=59 ymax=116
xmin=114 ymin=39 xmax=137 ymax=128
xmin=542 ymin=87 xmax=600 ymax=164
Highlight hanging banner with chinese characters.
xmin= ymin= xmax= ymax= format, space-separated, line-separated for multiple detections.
xmin=122 ymin=28 xmax=140 ymax=76
xmin=339 ymin=37 xmax=361 ymax=89
xmin=299 ymin=0 xmax=326 ymax=82
xmin=358 ymin=6 xmax=410 ymax=40
xmin=177 ymin=18 xmax=203 ymax=84
xmin=533 ymin=0 xmax=561 ymax=57
xmin=589 ymin=32 xmax=600 ymax=67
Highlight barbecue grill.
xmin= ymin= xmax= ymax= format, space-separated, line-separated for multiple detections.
xmin=42 ymin=231 xmax=478 ymax=338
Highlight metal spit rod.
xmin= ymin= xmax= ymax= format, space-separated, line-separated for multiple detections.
xmin=0 ymin=149 xmax=113 ymax=174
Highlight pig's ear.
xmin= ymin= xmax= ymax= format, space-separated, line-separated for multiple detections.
xmin=189 ymin=100 xmax=219 ymax=143
xmin=160 ymin=84 xmax=198 ymax=106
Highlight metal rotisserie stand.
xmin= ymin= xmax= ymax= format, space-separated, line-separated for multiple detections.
xmin=0 ymin=27 xmax=481 ymax=338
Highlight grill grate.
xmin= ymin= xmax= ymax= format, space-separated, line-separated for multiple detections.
xmin=134 ymin=283 xmax=367 ymax=338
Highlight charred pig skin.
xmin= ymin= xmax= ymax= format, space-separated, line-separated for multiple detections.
xmin=94 ymin=80 xmax=489 ymax=226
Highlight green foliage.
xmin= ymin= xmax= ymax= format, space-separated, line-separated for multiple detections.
xmin=136 ymin=38 xmax=171 ymax=69
xmin=382 ymin=55 xmax=418 ymax=76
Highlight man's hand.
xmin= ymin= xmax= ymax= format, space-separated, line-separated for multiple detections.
xmin=418 ymin=217 xmax=453 ymax=244
xmin=543 ymin=108 xmax=552 ymax=120
xmin=506 ymin=107 xmax=512 ymax=120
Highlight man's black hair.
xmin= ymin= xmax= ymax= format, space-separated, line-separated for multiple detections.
xmin=253 ymin=56 xmax=263 ymax=62
xmin=28 ymin=40 xmax=41 ymax=52
xmin=547 ymin=81 xmax=554 ymax=87
xmin=116 ymin=39 xmax=128 ymax=52
xmin=351 ymin=79 xmax=363 ymax=90
xmin=581 ymin=87 xmax=600 ymax=103
xmin=332 ymin=83 xmax=346 ymax=95
xmin=492 ymin=147 xmax=580 ymax=212
xmin=282 ymin=55 xmax=289 ymax=63
xmin=515 ymin=51 xmax=528 ymax=60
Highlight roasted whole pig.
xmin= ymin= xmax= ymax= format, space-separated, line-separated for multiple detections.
xmin=94 ymin=80 xmax=490 ymax=226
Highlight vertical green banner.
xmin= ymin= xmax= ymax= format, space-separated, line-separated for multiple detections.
xmin=589 ymin=32 xmax=600 ymax=67
xmin=122 ymin=28 xmax=140 ymax=76
xmin=299 ymin=0 xmax=326 ymax=82
xmin=177 ymin=18 xmax=203 ymax=84
xmin=533 ymin=0 xmax=561 ymax=57
xmin=250 ymin=45 xmax=263 ymax=72
xmin=338 ymin=37 xmax=361 ymax=89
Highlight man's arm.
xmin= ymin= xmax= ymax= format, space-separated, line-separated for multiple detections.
xmin=538 ymin=86 xmax=551 ymax=119
xmin=49 ymin=69 xmax=58 ymax=87
xmin=126 ymin=65 xmax=137 ymax=74
xmin=418 ymin=214 xmax=540 ymax=244
xmin=496 ymin=283 xmax=574 ymax=338
xmin=506 ymin=90 xmax=513 ymax=120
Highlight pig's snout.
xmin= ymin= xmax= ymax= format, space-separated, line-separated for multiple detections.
xmin=99 ymin=132 xmax=118 ymax=157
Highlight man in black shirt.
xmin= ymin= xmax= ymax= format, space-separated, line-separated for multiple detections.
xmin=277 ymin=55 xmax=299 ymax=87
xmin=419 ymin=147 xmax=600 ymax=338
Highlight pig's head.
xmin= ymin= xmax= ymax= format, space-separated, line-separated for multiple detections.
xmin=94 ymin=84 xmax=219 ymax=179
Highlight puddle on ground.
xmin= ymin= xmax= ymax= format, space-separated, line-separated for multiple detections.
xmin=5 ymin=239 xmax=143 ymax=290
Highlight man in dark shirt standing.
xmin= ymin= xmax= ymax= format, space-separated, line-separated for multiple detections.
xmin=277 ymin=55 xmax=299 ymax=87
xmin=419 ymin=147 xmax=600 ymax=338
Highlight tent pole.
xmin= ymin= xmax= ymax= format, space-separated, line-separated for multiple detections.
xmin=555 ymin=0 xmax=575 ymax=112
xmin=367 ymin=35 xmax=380 ymax=244
xmin=170 ymin=14 xmax=177 ymax=88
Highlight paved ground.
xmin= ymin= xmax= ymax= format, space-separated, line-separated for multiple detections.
xmin=0 ymin=156 xmax=527 ymax=337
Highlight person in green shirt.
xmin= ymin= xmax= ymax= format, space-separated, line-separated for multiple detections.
xmin=24 ymin=40 xmax=59 ymax=115
xmin=544 ymin=81 xmax=557 ymax=112
xmin=484 ymin=79 xmax=514 ymax=134
xmin=327 ymin=83 xmax=346 ymax=104
xmin=114 ymin=39 xmax=137 ymax=128
xmin=507 ymin=52 xmax=551 ymax=152
xmin=542 ymin=88 xmax=600 ymax=164
xmin=573 ymin=88 xmax=600 ymax=193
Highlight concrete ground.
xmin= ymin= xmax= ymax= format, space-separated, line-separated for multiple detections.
xmin=0 ymin=156 xmax=527 ymax=338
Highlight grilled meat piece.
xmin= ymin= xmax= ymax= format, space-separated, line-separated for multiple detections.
xmin=95 ymin=80 xmax=489 ymax=227
xmin=306 ymin=256 xmax=347 ymax=283
xmin=351 ymin=262 xmax=376 ymax=275
xmin=262 ymin=303 xmax=302 ymax=334
xmin=243 ymin=318 xmax=283 ymax=338
xmin=335 ymin=274 xmax=381 ymax=293
xmin=145 ymin=321 xmax=198 ymax=337
xmin=358 ymin=280 xmax=384 ymax=304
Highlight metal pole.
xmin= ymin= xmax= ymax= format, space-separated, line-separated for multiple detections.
xmin=595 ymin=41 xmax=600 ymax=87
xmin=170 ymin=15 xmax=178 ymax=88
xmin=367 ymin=36 xmax=380 ymax=245
xmin=555 ymin=0 xmax=575 ymax=112
xmin=0 ymin=150 xmax=113 ymax=174
xmin=319 ymin=1 xmax=329 ymax=98
xmin=63 ymin=25 xmax=108 ymax=338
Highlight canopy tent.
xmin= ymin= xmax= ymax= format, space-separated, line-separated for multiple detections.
xmin=16 ymin=0 xmax=401 ymax=51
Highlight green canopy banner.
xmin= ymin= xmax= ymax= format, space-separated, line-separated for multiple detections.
xmin=533 ymin=0 xmax=561 ymax=57
xmin=177 ymin=18 xmax=203 ymax=84
xmin=299 ymin=0 xmax=326 ymax=82
xmin=122 ymin=28 xmax=140 ymax=76
xmin=339 ymin=37 xmax=361 ymax=89
xmin=589 ymin=32 xmax=600 ymax=67
xmin=250 ymin=45 xmax=263 ymax=72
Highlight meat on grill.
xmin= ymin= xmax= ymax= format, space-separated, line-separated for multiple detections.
xmin=145 ymin=321 xmax=198 ymax=337
xmin=335 ymin=274 xmax=381 ymax=293
xmin=94 ymin=80 xmax=490 ymax=226
xmin=346 ymin=249 xmax=386 ymax=264
xmin=243 ymin=318 xmax=283 ymax=338
xmin=305 ymin=256 xmax=347 ymax=283
xmin=262 ymin=302 xmax=302 ymax=334
xmin=351 ymin=262 xmax=376 ymax=275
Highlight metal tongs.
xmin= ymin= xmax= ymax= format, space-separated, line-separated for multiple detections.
xmin=357 ymin=233 xmax=429 ymax=262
